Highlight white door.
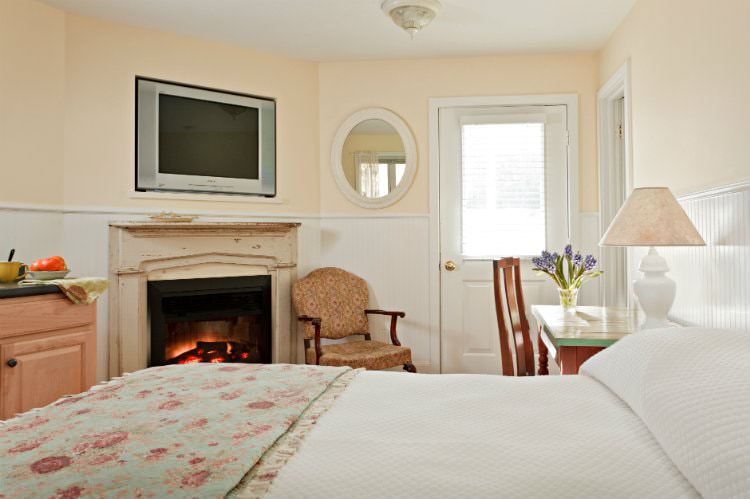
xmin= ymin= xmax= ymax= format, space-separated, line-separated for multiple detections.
xmin=439 ymin=105 xmax=570 ymax=374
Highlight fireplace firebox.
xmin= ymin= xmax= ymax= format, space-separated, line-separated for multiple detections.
xmin=147 ymin=276 xmax=272 ymax=366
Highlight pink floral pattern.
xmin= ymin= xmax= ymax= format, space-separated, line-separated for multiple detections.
xmin=0 ymin=363 xmax=350 ymax=498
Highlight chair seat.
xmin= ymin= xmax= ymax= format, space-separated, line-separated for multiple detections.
xmin=306 ymin=340 xmax=412 ymax=370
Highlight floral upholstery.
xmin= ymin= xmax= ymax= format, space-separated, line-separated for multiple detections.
xmin=292 ymin=267 xmax=414 ymax=371
xmin=292 ymin=267 xmax=369 ymax=340
xmin=305 ymin=341 xmax=412 ymax=370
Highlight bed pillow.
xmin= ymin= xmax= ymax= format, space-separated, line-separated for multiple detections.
xmin=580 ymin=327 xmax=750 ymax=499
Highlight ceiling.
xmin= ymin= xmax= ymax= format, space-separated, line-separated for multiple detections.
xmin=40 ymin=0 xmax=637 ymax=62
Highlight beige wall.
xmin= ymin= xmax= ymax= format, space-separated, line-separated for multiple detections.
xmin=320 ymin=54 xmax=600 ymax=214
xmin=600 ymin=0 xmax=750 ymax=195
xmin=62 ymin=14 xmax=320 ymax=213
xmin=6 ymin=0 xmax=749 ymax=217
xmin=2 ymin=2 xmax=601 ymax=217
xmin=0 ymin=0 xmax=66 ymax=204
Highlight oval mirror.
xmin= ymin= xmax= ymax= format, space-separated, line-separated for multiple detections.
xmin=331 ymin=108 xmax=417 ymax=208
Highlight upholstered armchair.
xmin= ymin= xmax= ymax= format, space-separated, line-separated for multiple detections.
xmin=291 ymin=267 xmax=416 ymax=373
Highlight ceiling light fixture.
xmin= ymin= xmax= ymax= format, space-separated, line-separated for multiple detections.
xmin=381 ymin=0 xmax=442 ymax=39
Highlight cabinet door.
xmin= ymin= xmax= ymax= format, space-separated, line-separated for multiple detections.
xmin=1 ymin=329 xmax=95 ymax=419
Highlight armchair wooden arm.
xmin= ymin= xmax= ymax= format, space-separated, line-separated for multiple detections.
xmin=365 ymin=309 xmax=406 ymax=346
xmin=298 ymin=315 xmax=322 ymax=365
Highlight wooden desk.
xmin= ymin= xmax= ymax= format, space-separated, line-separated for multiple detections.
xmin=531 ymin=306 xmax=644 ymax=375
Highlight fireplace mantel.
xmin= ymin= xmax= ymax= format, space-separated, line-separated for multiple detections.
xmin=108 ymin=221 xmax=300 ymax=376
xmin=109 ymin=221 xmax=300 ymax=238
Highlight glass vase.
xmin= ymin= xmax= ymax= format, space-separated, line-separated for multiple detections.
xmin=558 ymin=287 xmax=580 ymax=315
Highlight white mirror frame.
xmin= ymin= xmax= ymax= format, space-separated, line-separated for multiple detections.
xmin=331 ymin=107 xmax=417 ymax=209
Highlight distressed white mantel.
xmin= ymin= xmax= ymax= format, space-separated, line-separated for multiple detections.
xmin=108 ymin=221 xmax=300 ymax=376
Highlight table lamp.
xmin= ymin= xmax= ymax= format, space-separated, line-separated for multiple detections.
xmin=600 ymin=187 xmax=705 ymax=329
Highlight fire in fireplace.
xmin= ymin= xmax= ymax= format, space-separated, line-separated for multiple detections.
xmin=170 ymin=341 xmax=252 ymax=364
xmin=147 ymin=276 xmax=272 ymax=366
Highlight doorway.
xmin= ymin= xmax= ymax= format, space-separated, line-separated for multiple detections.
xmin=429 ymin=95 xmax=579 ymax=374
xmin=597 ymin=62 xmax=633 ymax=307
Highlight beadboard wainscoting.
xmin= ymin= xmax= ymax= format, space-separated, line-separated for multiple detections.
xmin=0 ymin=204 xmax=603 ymax=378
xmin=319 ymin=212 xmax=604 ymax=374
xmin=661 ymin=181 xmax=750 ymax=330
xmin=319 ymin=215 xmax=432 ymax=372
xmin=0 ymin=206 xmax=65 ymax=262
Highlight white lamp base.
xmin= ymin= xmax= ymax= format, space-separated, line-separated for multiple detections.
xmin=633 ymin=247 xmax=676 ymax=329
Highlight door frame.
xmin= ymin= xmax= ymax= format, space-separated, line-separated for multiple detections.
xmin=597 ymin=61 xmax=634 ymax=306
xmin=428 ymin=94 xmax=580 ymax=373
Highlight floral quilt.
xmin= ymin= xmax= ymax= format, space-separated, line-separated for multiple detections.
xmin=0 ymin=363 xmax=351 ymax=498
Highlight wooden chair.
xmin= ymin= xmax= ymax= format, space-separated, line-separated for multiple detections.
xmin=493 ymin=258 xmax=535 ymax=376
xmin=292 ymin=267 xmax=416 ymax=373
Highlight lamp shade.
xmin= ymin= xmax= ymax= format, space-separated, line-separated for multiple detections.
xmin=600 ymin=187 xmax=705 ymax=247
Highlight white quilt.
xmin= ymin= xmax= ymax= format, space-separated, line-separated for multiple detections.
xmin=264 ymin=371 xmax=699 ymax=499
xmin=581 ymin=327 xmax=750 ymax=499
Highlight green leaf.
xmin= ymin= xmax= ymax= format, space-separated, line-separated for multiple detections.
xmin=534 ymin=269 xmax=563 ymax=288
xmin=555 ymin=256 xmax=568 ymax=288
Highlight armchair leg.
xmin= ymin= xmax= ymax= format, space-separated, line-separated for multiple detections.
xmin=403 ymin=362 xmax=417 ymax=373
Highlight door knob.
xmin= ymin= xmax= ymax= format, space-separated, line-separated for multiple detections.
xmin=444 ymin=260 xmax=457 ymax=271
xmin=6 ymin=358 xmax=17 ymax=368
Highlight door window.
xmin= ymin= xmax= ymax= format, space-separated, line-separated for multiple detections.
xmin=462 ymin=121 xmax=546 ymax=257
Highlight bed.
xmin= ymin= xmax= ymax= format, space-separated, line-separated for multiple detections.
xmin=2 ymin=327 xmax=748 ymax=499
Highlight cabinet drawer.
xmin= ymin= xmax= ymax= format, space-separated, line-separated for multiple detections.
xmin=0 ymin=293 xmax=95 ymax=338
xmin=1 ymin=328 xmax=96 ymax=419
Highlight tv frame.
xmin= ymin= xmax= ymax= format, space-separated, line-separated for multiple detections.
xmin=135 ymin=76 xmax=277 ymax=198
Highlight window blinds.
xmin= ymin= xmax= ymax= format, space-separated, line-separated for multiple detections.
xmin=461 ymin=122 xmax=546 ymax=257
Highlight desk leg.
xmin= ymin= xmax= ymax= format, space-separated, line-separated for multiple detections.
xmin=537 ymin=325 xmax=549 ymax=376
xmin=559 ymin=346 xmax=604 ymax=375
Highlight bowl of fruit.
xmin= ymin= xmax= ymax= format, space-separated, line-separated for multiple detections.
xmin=27 ymin=256 xmax=69 ymax=280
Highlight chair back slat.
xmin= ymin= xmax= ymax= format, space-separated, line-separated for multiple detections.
xmin=502 ymin=264 xmax=528 ymax=376
xmin=493 ymin=258 xmax=535 ymax=376
xmin=492 ymin=263 xmax=515 ymax=376
xmin=513 ymin=262 xmax=535 ymax=374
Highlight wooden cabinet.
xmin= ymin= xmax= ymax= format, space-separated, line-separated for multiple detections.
xmin=0 ymin=293 xmax=96 ymax=419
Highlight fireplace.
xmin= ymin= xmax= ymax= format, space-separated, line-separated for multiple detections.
xmin=147 ymin=276 xmax=272 ymax=366
xmin=108 ymin=221 xmax=299 ymax=375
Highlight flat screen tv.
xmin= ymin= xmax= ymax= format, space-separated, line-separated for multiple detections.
xmin=136 ymin=77 xmax=276 ymax=197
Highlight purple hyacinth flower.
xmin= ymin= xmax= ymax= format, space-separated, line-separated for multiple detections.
xmin=564 ymin=244 xmax=573 ymax=259
xmin=531 ymin=257 xmax=542 ymax=268
xmin=583 ymin=254 xmax=597 ymax=271
xmin=573 ymin=252 xmax=583 ymax=268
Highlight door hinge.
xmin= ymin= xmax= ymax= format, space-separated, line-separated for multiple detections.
xmin=564 ymin=130 xmax=570 ymax=146
xmin=617 ymin=124 xmax=624 ymax=139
